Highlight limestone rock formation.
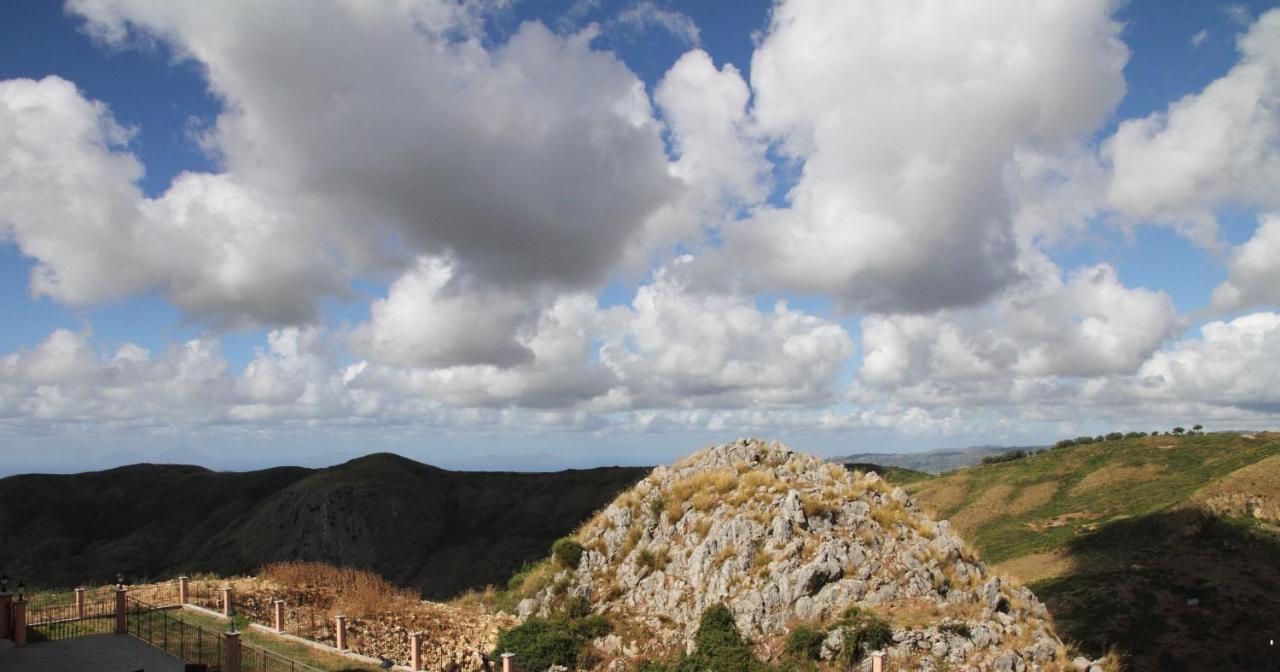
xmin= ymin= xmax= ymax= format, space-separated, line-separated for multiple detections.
xmin=524 ymin=439 xmax=1100 ymax=670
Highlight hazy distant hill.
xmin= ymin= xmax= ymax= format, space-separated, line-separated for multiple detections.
xmin=906 ymin=432 xmax=1280 ymax=671
xmin=0 ymin=453 xmax=648 ymax=599
xmin=837 ymin=444 xmax=1031 ymax=473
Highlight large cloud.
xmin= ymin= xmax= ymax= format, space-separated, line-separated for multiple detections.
xmin=857 ymin=255 xmax=1179 ymax=407
xmin=1106 ymin=9 xmax=1280 ymax=244
xmin=1212 ymin=213 xmax=1280 ymax=311
xmin=68 ymin=0 xmax=677 ymax=290
xmin=0 ymin=76 xmax=343 ymax=326
xmin=702 ymin=0 xmax=1128 ymax=312
xmin=0 ymin=1 xmax=689 ymax=327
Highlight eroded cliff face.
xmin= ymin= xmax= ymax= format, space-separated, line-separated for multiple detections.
xmin=523 ymin=439 xmax=1096 ymax=671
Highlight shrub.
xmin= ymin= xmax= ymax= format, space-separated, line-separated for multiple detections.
xmin=1172 ymin=427 xmax=1185 ymax=435
xmin=1124 ymin=431 xmax=1147 ymax=439
xmin=1075 ymin=436 xmax=1096 ymax=445
xmin=493 ymin=610 xmax=611 ymax=671
xmin=1054 ymin=439 xmax=1076 ymax=449
xmin=981 ymin=449 xmax=1027 ymax=465
xmin=940 ymin=622 xmax=971 ymax=638
xmin=1105 ymin=432 xmax=1124 ymax=441
xmin=552 ymin=537 xmax=584 ymax=569
xmin=1192 ymin=424 xmax=1203 ymax=431
xmin=494 ymin=618 xmax=581 ymax=671
xmin=784 ymin=625 xmax=825 ymax=661
xmin=677 ymin=604 xmax=769 ymax=672
xmin=833 ymin=608 xmax=893 ymax=665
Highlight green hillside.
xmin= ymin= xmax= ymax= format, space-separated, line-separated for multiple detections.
xmin=907 ymin=432 xmax=1280 ymax=671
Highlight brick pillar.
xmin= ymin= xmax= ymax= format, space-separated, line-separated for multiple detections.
xmin=335 ymin=614 xmax=347 ymax=650
xmin=273 ymin=599 xmax=285 ymax=632
xmin=75 ymin=587 xmax=86 ymax=619
xmin=225 ymin=630 xmax=242 ymax=672
xmin=0 ymin=593 xmax=11 ymax=640
xmin=501 ymin=652 xmax=514 ymax=672
xmin=221 ymin=586 xmax=233 ymax=617
xmin=410 ymin=631 xmax=423 ymax=671
xmin=115 ymin=587 xmax=128 ymax=635
xmin=179 ymin=576 xmax=190 ymax=605
xmin=872 ymin=651 xmax=885 ymax=672
xmin=12 ymin=599 xmax=26 ymax=647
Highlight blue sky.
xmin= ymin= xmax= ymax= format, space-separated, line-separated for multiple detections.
xmin=2 ymin=0 xmax=1279 ymax=474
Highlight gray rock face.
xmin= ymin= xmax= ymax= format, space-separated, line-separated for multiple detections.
xmin=525 ymin=438 xmax=1074 ymax=669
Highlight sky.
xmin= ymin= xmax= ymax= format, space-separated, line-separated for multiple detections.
xmin=2 ymin=0 xmax=1280 ymax=474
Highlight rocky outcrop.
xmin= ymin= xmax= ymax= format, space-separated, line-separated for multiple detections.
xmin=524 ymin=439 xmax=1102 ymax=670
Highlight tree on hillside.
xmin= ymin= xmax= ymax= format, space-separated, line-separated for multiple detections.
xmin=1172 ymin=427 xmax=1185 ymax=434
xmin=1193 ymin=424 xmax=1204 ymax=431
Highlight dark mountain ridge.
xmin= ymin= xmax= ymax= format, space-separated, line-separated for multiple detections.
xmin=0 ymin=452 xmax=649 ymax=599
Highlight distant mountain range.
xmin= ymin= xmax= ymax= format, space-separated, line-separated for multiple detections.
xmin=0 ymin=453 xmax=648 ymax=599
xmin=836 ymin=444 xmax=1037 ymax=473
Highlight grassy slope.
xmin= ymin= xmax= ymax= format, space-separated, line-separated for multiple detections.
xmin=906 ymin=432 xmax=1280 ymax=566
xmin=907 ymin=432 xmax=1280 ymax=672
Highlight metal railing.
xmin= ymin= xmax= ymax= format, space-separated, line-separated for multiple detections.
xmin=128 ymin=597 xmax=227 ymax=670
xmin=23 ymin=591 xmax=117 ymax=643
xmin=240 ymin=640 xmax=325 ymax=672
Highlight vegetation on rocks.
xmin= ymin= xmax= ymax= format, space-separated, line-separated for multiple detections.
xmin=513 ymin=438 xmax=1097 ymax=670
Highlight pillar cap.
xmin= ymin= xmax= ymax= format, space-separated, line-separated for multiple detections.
xmin=501 ymin=652 xmax=515 ymax=659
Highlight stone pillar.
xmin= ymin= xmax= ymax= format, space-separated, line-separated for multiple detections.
xmin=179 ymin=576 xmax=190 ymax=605
xmin=273 ymin=599 xmax=285 ymax=632
xmin=12 ymin=599 xmax=26 ymax=647
xmin=0 ymin=593 xmax=12 ymax=640
xmin=75 ymin=587 xmax=86 ymax=619
xmin=335 ymin=614 xmax=347 ymax=650
xmin=221 ymin=586 xmax=233 ymax=617
xmin=872 ymin=651 xmax=885 ymax=672
xmin=501 ymin=652 xmax=514 ymax=672
xmin=225 ymin=630 xmax=242 ymax=672
xmin=115 ymin=587 xmax=128 ymax=635
xmin=410 ymin=631 xmax=423 ymax=671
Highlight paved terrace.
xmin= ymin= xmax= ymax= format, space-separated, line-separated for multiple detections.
xmin=0 ymin=633 xmax=185 ymax=672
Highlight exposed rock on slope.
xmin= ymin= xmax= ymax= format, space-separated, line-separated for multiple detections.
xmin=524 ymin=439 xmax=1090 ymax=670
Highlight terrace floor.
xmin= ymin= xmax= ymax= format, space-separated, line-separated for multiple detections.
xmin=0 ymin=633 xmax=185 ymax=672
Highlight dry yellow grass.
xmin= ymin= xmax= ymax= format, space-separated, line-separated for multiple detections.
xmin=993 ymin=550 xmax=1077 ymax=585
xmin=1008 ymin=481 xmax=1059 ymax=514
xmin=911 ymin=472 xmax=971 ymax=518
xmin=1069 ymin=464 xmax=1166 ymax=496
xmin=260 ymin=562 xmax=416 ymax=618
xmin=946 ymin=483 xmax=1014 ymax=532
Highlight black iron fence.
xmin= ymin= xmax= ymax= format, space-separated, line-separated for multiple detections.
xmin=24 ymin=591 xmax=117 ymax=643
xmin=128 ymin=597 xmax=227 ymax=670
xmin=240 ymin=641 xmax=325 ymax=672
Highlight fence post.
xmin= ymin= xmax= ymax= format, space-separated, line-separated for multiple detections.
xmin=335 ymin=614 xmax=347 ymax=650
xmin=872 ymin=651 xmax=885 ymax=672
xmin=179 ymin=576 xmax=190 ymax=605
xmin=225 ymin=630 xmax=242 ymax=672
xmin=501 ymin=652 xmax=514 ymax=672
xmin=115 ymin=587 xmax=128 ymax=635
xmin=75 ymin=587 xmax=86 ymax=619
xmin=221 ymin=586 xmax=234 ymax=617
xmin=12 ymin=598 xmax=26 ymax=647
xmin=0 ymin=592 xmax=11 ymax=641
xmin=410 ymin=631 xmax=423 ymax=671
xmin=273 ymin=599 xmax=285 ymax=632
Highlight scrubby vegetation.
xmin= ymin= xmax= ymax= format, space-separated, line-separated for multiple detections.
xmin=493 ymin=612 xmax=610 ymax=672
xmin=551 ymin=537 xmax=585 ymax=569
xmin=830 ymin=606 xmax=892 ymax=666
xmin=980 ymin=449 xmax=1028 ymax=465
xmin=638 ymin=605 xmax=771 ymax=672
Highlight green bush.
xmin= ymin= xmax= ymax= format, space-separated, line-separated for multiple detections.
xmin=939 ymin=622 xmax=971 ymax=638
xmin=783 ymin=625 xmax=825 ymax=661
xmin=494 ymin=610 xmax=611 ymax=672
xmin=551 ymin=537 xmax=585 ymax=569
xmin=494 ymin=618 xmax=581 ymax=672
xmin=673 ymin=604 xmax=769 ymax=672
xmin=981 ymin=449 xmax=1027 ymax=465
xmin=1105 ymin=432 xmax=1124 ymax=441
xmin=833 ymin=608 xmax=893 ymax=666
